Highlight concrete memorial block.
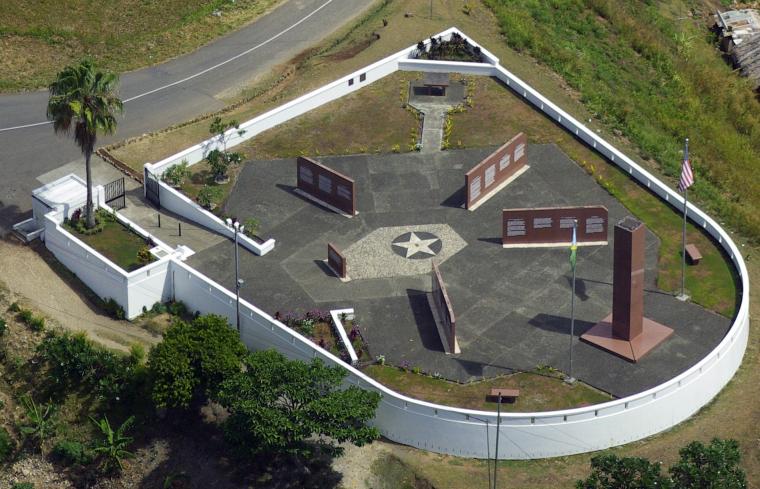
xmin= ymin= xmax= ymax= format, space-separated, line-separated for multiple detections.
xmin=296 ymin=156 xmax=357 ymax=217
xmin=327 ymin=242 xmax=348 ymax=280
xmin=581 ymin=217 xmax=674 ymax=362
xmin=465 ymin=132 xmax=529 ymax=210
xmin=429 ymin=261 xmax=460 ymax=354
xmin=502 ymin=206 xmax=609 ymax=248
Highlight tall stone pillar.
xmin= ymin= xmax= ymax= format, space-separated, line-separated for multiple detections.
xmin=581 ymin=217 xmax=673 ymax=362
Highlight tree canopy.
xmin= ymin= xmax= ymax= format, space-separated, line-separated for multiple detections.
xmin=46 ymin=59 xmax=122 ymax=227
xmin=148 ymin=314 xmax=247 ymax=409
xmin=216 ymin=349 xmax=380 ymax=456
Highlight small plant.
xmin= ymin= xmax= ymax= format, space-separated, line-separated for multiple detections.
xmin=0 ymin=317 xmax=6 ymax=336
xmin=137 ymin=245 xmax=154 ymax=265
xmin=162 ymin=160 xmax=191 ymax=187
xmin=462 ymin=2 xmax=472 ymax=15
xmin=8 ymin=301 xmax=20 ymax=312
xmin=243 ymin=217 xmax=260 ymax=238
xmin=167 ymin=301 xmax=188 ymax=317
xmin=102 ymin=298 xmax=125 ymax=320
xmin=29 ymin=316 xmax=45 ymax=332
xmin=412 ymin=366 xmax=421 ymax=375
xmin=0 ymin=426 xmax=14 ymax=462
xmin=129 ymin=343 xmax=146 ymax=365
xmin=11 ymin=483 xmax=34 ymax=489
xmin=391 ymin=143 xmax=401 ymax=153
xmin=206 ymin=149 xmax=231 ymax=183
xmin=52 ymin=440 xmax=93 ymax=466
xmin=197 ymin=185 xmax=223 ymax=210
xmin=18 ymin=395 xmax=57 ymax=453
xmin=90 ymin=415 xmax=135 ymax=474
xmin=17 ymin=309 xmax=33 ymax=324
xmin=376 ymin=354 xmax=385 ymax=365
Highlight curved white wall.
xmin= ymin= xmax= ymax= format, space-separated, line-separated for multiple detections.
xmin=140 ymin=28 xmax=749 ymax=459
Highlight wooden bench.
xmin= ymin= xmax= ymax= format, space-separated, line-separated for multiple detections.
xmin=488 ymin=388 xmax=520 ymax=404
xmin=685 ymin=243 xmax=702 ymax=265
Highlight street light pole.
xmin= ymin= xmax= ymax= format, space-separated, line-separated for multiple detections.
xmin=493 ymin=393 xmax=501 ymax=489
xmin=227 ymin=218 xmax=244 ymax=332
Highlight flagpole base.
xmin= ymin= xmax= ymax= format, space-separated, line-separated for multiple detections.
xmin=675 ymin=293 xmax=690 ymax=302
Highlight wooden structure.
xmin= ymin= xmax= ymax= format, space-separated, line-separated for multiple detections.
xmin=685 ymin=243 xmax=703 ymax=265
xmin=488 ymin=388 xmax=520 ymax=403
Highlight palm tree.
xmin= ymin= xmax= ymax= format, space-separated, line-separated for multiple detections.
xmin=47 ymin=59 xmax=123 ymax=228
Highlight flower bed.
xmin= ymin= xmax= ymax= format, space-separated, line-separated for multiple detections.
xmin=275 ymin=309 xmax=370 ymax=363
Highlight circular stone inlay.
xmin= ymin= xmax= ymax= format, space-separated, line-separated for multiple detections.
xmin=391 ymin=231 xmax=442 ymax=259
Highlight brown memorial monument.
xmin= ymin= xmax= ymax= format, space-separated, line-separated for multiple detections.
xmin=581 ymin=217 xmax=674 ymax=362
xmin=429 ymin=261 xmax=460 ymax=354
xmin=326 ymin=243 xmax=348 ymax=280
xmin=295 ymin=156 xmax=357 ymax=217
xmin=502 ymin=206 xmax=608 ymax=248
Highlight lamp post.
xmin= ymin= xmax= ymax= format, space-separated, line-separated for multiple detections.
xmin=493 ymin=393 xmax=501 ymax=489
xmin=226 ymin=218 xmax=245 ymax=331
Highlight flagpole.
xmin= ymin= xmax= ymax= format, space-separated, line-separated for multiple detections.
xmin=567 ymin=219 xmax=577 ymax=384
xmin=678 ymin=138 xmax=690 ymax=301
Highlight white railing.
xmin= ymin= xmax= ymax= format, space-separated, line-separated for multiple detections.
xmin=122 ymin=28 xmax=749 ymax=459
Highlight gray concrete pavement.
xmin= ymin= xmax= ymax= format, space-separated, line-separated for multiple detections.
xmin=188 ymin=145 xmax=731 ymax=397
xmin=0 ymin=0 xmax=373 ymax=234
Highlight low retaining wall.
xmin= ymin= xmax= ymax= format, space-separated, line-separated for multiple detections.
xmin=151 ymin=172 xmax=275 ymax=256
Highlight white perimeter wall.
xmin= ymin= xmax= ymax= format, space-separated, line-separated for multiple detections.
xmin=127 ymin=28 xmax=749 ymax=459
xmin=43 ymin=210 xmax=174 ymax=320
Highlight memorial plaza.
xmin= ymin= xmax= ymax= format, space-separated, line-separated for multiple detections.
xmin=188 ymin=144 xmax=731 ymax=398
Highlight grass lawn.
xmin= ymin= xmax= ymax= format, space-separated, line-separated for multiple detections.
xmin=178 ymin=160 xmax=241 ymax=215
xmin=363 ymin=365 xmax=612 ymax=413
xmin=66 ymin=215 xmax=153 ymax=272
xmin=0 ymin=0 xmax=280 ymax=92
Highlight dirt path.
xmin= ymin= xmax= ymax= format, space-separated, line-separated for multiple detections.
xmin=0 ymin=239 xmax=158 ymax=352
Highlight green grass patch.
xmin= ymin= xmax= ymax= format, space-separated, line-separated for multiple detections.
xmin=0 ymin=0 xmax=281 ymax=91
xmin=65 ymin=213 xmax=154 ymax=272
xmin=483 ymin=0 xmax=760 ymax=245
xmin=371 ymin=453 xmax=435 ymax=489
xmin=363 ymin=364 xmax=612 ymax=412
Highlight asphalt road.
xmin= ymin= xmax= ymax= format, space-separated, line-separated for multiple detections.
xmin=0 ymin=0 xmax=372 ymax=233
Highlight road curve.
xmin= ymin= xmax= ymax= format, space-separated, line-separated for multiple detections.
xmin=0 ymin=0 xmax=372 ymax=232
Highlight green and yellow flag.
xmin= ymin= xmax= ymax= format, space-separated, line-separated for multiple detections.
xmin=569 ymin=223 xmax=577 ymax=271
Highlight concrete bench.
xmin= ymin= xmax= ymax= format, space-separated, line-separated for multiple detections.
xmin=685 ymin=244 xmax=702 ymax=265
xmin=488 ymin=388 xmax=520 ymax=403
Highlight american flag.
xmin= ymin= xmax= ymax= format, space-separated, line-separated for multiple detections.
xmin=678 ymin=139 xmax=694 ymax=192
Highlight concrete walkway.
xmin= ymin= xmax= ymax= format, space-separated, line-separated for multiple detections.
xmin=119 ymin=189 xmax=226 ymax=254
xmin=415 ymin=105 xmax=447 ymax=154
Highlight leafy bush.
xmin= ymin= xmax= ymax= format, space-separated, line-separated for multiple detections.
xmin=0 ymin=318 xmax=6 ymax=336
xmin=52 ymin=440 xmax=93 ymax=466
xmin=166 ymin=301 xmax=188 ymax=317
xmin=102 ymin=298 xmax=125 ymax=320
xmin=162 ymin=160 xmax=191 ymax=187
xmin=0 ymin=426 xmax=14 ymax=462
xmin=11 ymin=483 xmax=34 ymax=489
xmin=37 ymin=332 xmax=134 ymax=401
xmin=242 ymin=217 xmax=259 ymax=238
xmin=197 ymin=185 xmax=223 ymax=209
xmin=137 ymin=246 xmax=154 ymax=265
xmin=8 ymin=302 xmax=20 ymax=313
xmin=17 ymin=309 xmax=33 ymax=324
xmin=148 ymin=314 xmax=247 ymax=409
xmin=29 ymin=317 xmax=45 ymax=332
xmin=18 ymin=395 xmax=57 ymax=452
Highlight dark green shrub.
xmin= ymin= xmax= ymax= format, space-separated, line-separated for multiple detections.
xmin=17 ymin=309 xmax=33 ymax=324
xmin=52 ymin=440 xmax=93 ymax=466
xmin=0 ymin=426 xmax=14 ymax=462
xmin=166 ymin=301 xmax=188 ymax=317
xmin=12 ymin=483 xmax=34 ymax=489
xmin=37 ymin=332 xmax=134 ymax=401
xmin=29 ymin=317 xmax=45 ymax=332
xmin=102 ymin=298 xmax=125 ymax=320
xmin=8 ymin=302 xmax=20 ymax=313
xmin=0 ymin=318 xmax=6 ymax=335
xmin=150 ymin=302 xmax=167 ymax=315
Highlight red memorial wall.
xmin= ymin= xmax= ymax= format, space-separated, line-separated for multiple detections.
xmin=502 ymin=206 xmax=609 ymax=247
xmin=431 ymin=262 xmax=458 ymax=354
xmin=297 ymin=156 xmax=356 ymax=216
xmin=465 ymin=132 xmax=528 ymax=210
xmin=327 ymin=243 xmax=347 ymax=279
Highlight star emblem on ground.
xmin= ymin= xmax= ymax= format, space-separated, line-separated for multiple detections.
xmin=391 ymin=231 xmax=443 ymax=259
